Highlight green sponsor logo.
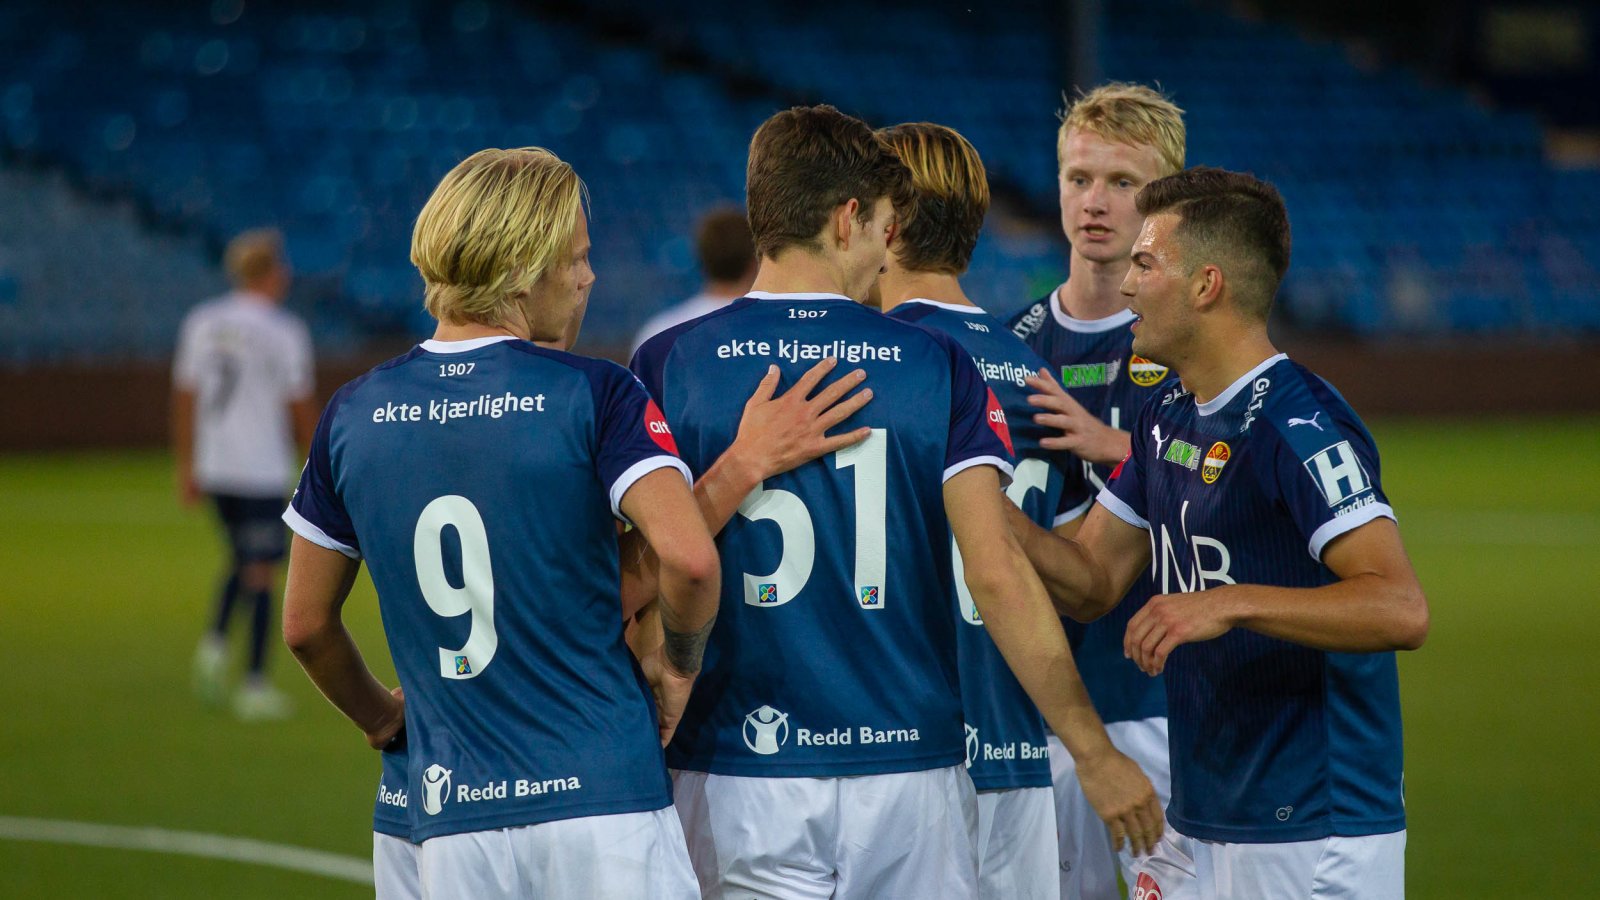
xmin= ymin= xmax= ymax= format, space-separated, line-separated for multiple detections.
xmin=1061 ymin=359 xmax=1121 ymax=388
xmin=1164 ymin=439 xmax=1201 ymax=470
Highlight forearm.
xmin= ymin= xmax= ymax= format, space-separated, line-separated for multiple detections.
xmin=618 ymin=527 xmax=661 ymax=620
xmin=693 ymin=446 xmax=763 ymax=536
xmin=972 ymin=551 xmax=1116 ymax=763
xmin=1213 ymin=574 xmax=1429 ymax=652
xmin=1086 ymin=427 xmax=1133 ymax=468
xmin=170 ymin=391 xmax=195 ymax=472
xmin=286 ymin=622 xmax=401 ymax=739
xmin=1005 ymin=502 xmax=1116 ymax=621
xmin=656 ymin=560 xmax=718 ymax=675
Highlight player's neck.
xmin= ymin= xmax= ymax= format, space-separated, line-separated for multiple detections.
xmin=1178 ymin=329 xmax=1279 ymax=405
xmin=877 ymin=269 xmax=974 ymax=314
xmin=1058 ymin=253 xmax=1131 ymax=321
xmin=431 ymin=321 xmax=524 ymax=343
xmin=749 ymin=253 xmax=855 ymax=301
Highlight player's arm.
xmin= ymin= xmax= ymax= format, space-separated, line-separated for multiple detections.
xmin=1026 ymin=369 xmax=1130 ymax=467
xmin=1005 ymin=500 xmax=1150 ymax=622
xmin=282 ymin=535 xmax=405 ymax=749
xmin=170 ymin=386 xmax=199 ymax=506
xmin=945 ymin=467 xmax=1163 ymax=856
xmin=693 ymin=358 xmax=872 ymax=534
xmin=1125 ymin=518 xmax=1429 ymax=675
xmin=618 ymin=467 xmax=721 ymax=746
xmin=619 ymin=357 xmax=872 ymax=612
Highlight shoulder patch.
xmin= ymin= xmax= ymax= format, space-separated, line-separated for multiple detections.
xmin=1010 ymin=302 xmax=1048 ymax=340
xmin=644 ymin=400 xmax=678 ymax=454
xmin=984 ymin=388 xmax=1015 ymax=456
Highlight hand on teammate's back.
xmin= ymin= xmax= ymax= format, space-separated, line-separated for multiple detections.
xmin=1025 ymin=369 xmax=1131 ymax=467
xmin=727 ymin=358 xmax=874 ymax=480
xmin=1075 ymin=746 xmax=1165 ymax=857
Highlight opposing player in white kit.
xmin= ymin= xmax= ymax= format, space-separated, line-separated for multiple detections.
xmin=876 ymin=120 xmax=1151 ymax=899
xmin=281 ymin=147 xmax=717 ymax=899
xmin=1006 ymin=83 xmax=1196 ymax=899
xmin=1010 ymin=167 xmax=1429 ymax=899
xmin=633 ymin=105 xmax=1161 ymax=900
xmin=173 ymin=227 xmax=314 ymax=721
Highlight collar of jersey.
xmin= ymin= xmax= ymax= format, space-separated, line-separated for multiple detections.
xmin=902 ymin=298 xmax=984 ymax=314
xmin=745 ymin=290 xmax=853 ymax=302
xmin=1048 ymin=288 xmax=1137 ymax=333
xmin=1196 ymin=353 xmax=1288 ymax=416
xmin=419 ymin=335 xmax=519 ymax=354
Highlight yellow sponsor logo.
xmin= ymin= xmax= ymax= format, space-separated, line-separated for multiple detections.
xmin=1129 ymin=355 xmax=1169 ymax=387
xmin=1201 ymin=442 xmax=1231 ymax=484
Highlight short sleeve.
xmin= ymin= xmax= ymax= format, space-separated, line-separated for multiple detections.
xmin=1096 ymin=405 xmax=1151 ymax=531
xmin=591 ymin=362 xmax=692 ymax=524
xmin=172 ymin=313 xmax=202 ymax=389
xmin=1264 ymin=415 xmax=1394 ymax=561
xmin=1054 ymin=458 xmax=1094 ymax=527
xmin=941 ymin=334 xmax=1015 ymax=483
xmin=283 ymin=317 xmax=315 ymax=401
xmin=283 ymin=394 xmax=360 ymax=558
xmin=628 ymin=331 xmax=670 ymax=405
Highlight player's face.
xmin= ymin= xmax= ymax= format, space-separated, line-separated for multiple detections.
xmin=1058 ymin=130 xmax=1167 ymax=266
xmin=525 ymin=208 xmax=595 ymax=343
xmin=845 ymin=196 xmax=896 ymax=303
xmin=1120 ymin=212 xmax=1194 ymax=365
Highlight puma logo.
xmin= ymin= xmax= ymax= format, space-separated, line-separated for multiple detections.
xmin=1151 ymin=424 xmax=1170 ymax=457
xmin=1288 ymin=412 xmax=1323 ymax=431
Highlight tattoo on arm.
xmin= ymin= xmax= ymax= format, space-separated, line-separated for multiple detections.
xmin=660 ymin=606 xmax=715 ymax=676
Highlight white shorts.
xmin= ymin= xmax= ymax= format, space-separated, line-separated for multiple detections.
xmin=1191 ymin=830 xmax=1406 ymax=900
xmin=374 ymin=832 xmax=422 ymax=900
xmin=975 ymin=786 xmax=1057 ymax=900
xmin=672 ymin=765 xmax=978 ymax=900
xmin=415 ymin=807 xmax=698 ymax=900
xmin=1050 ymin=718 xmax=1196 ymax=900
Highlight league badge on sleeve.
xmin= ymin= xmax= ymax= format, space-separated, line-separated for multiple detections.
xmin=643 ymin=399 xmax=678 ymax=454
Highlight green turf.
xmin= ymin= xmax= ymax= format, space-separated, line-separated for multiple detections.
xmin=1 ymin=419 xmax=1597 ymax=897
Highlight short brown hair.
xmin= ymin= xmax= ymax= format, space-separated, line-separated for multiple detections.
xmin=746 ymin=105 xmax=914 ymax=260
xmin=411 ymin=147 xmax=586 ymax=327
xmin=877 ymin=122 xmax=990 ymax=275
xmin=1058 ymin=83 xmax=1186 ymax=177
xmin=1136 ymin=166 xmax=1291 ymax=319
xmin=223 ymin=228 xmax=284 ymax=286
xmin=695 ymin=206 xmax=756 ymax=282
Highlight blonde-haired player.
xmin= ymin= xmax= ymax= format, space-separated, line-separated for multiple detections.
xmin=281 ymin=147 xmax=716 ymax=900
xmin=1006 ymin=83 xmax=1197 ymax=899
xmin=877 ymin=121 xmax=1162 ymax=899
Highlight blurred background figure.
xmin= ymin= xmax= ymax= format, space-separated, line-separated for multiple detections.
xmin=171 ymin=227 xmax=314 ymax=721
xmin=630 ymin=205 xmax=756 ymax=355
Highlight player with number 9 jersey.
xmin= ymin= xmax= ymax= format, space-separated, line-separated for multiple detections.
xmin=288 ymin=335 xmax=691 ymax=841
xmin=282 ymin=148 xmax=714 ymax=900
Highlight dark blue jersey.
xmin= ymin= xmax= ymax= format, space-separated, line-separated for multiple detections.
xmin=373 ymin=744 xmax=409 ymax=839
xmin=888 ymin=299 xmax=1085 ymax=791
xmin=632 ymin=292 xmax=1015 ymax=778
xmin=1007 ymin=293 xmax=1168 ymax=724
xmin=285 ymin=336 xmax=690 ymax=842
xmin=1102 ymin=354 xmax=1406 ymax=843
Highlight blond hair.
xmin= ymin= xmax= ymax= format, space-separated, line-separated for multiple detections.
xmin=1058 ymin=83 xmax=1186 ymax=177
xmin=411 ymin=147 xmax=586 ymax=327
xmin=878 ymin=122 xmax=990 ymax=274
xmin=223 ymin=228 xmax=284 ymax=287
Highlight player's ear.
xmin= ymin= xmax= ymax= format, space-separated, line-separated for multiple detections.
xmin=1193 ymin=263 xmax=1225 ymax=311
xmin=834 ymin=198 xmax=860 ymax=250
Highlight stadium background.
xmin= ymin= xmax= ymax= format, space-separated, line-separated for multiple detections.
xmin=1 ymin=0 xmax=1596 ymax=896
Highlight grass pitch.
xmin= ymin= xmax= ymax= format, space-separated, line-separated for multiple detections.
xmin=1 ymin=417 xmax=1597 ymax=897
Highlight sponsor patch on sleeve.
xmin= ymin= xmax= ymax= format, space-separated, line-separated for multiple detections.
xmin=644 ymin=400 xmax=678 ymax=454
xmin=984 ymin=388 xmax=1014 ymax=456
